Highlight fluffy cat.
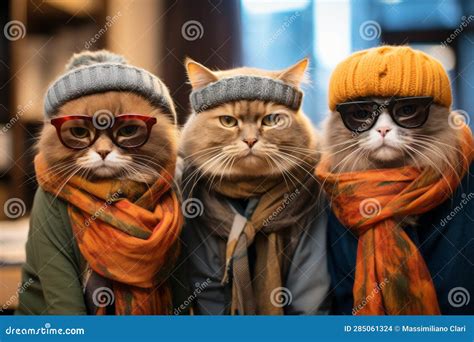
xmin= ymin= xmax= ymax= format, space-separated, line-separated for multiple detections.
xmin=323 ymin=99 xmax=460 ymax=175
xmin=322 ymin=97 xmax=462 ymax=227
xmin=176 ymin=59 xmax=332 ymax=315
xmin=38 ymin=91 xmax=178 ymax=185
xmin=181 ymin=58 xmax=318 ymax=184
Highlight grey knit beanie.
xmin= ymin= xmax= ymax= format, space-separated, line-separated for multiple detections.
xmin=44 ymin=50 xmax=176 ymax=122
xmin=190 ymin=76 xmax=303 ymax=113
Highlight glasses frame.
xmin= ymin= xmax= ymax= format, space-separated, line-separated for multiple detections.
xmin=336 ymin=96 xmax=434 ymax=133
xmin=50 ymin=114 xmax=157 ymax=150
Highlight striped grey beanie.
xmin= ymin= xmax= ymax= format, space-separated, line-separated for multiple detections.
xmin=44 ymin=50 xmax=176 ymax=122
xmin=190 ymin=76 xmax=303 ymax=113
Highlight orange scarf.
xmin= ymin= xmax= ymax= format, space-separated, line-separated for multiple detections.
xmin=316 ymin=126 xmax=473 ymax=315
xmin=34 ymin=154 xmax=183 ymax=315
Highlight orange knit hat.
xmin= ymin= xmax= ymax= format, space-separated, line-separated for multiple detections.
xmin=328 ymin=45 xmax=452 ymax=111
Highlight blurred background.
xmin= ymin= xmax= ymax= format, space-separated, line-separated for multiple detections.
xmin=0 ymin=0 xmax=473 ymax=313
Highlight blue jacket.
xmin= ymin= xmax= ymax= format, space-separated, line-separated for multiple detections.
xmin=327 ymin=162 xmax=474 ymax=315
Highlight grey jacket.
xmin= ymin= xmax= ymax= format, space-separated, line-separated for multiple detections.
xmin=172 ymin=196 xmax=331 ymax=315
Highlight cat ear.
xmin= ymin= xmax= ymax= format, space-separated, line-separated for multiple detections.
xmin=185 ymin=58 xmax=218 ymax=89
xmin=278 ymin=58 xmax=309 ymax=87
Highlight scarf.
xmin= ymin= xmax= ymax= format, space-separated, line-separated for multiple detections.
xmin=182 ymin=167 xmax=320 ymax=315
xmin=316 ymin=126 xmax=474 ymax=315
xmin=34 ymin=154 xmax=183 ymax=315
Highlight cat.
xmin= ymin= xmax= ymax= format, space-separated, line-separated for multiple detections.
xmin=181 ymin=58 xmax=318 ymax=183
xmin=323 ymin=98 xmax=459 ymax=174
xmin=322 ymin=97 xmax=461 ymax=226
xmin=38 ymin=91 xmax=178 ymax=185
xmin=176 ymin=58 xmax=331 ymax=315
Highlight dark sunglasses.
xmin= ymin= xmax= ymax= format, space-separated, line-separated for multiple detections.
xmin=336 ymin=96 xmax=434 ymax=133
xmin=50 ymin=114 xmax=157 ymax=150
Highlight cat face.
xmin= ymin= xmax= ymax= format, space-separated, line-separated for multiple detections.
xmin=38 ymin=91 xmax=178 ymax=183
xmin=181 ymin=59 xmax=318 ymax=180
xmin=323 ymin=97 xmax=459 ymax=173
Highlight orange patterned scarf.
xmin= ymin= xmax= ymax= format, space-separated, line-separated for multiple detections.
xmin=316 ymin=126 xmax=473 ymax=315
xmin=34 ymin=154 xmax=183 ymax=315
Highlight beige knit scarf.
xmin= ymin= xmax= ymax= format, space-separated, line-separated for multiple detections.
xmin=182 ymin=167 xmax=320 ymax=315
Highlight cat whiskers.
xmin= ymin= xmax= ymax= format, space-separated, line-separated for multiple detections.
xmin=401 ymin=142 xmax=455 ymax=194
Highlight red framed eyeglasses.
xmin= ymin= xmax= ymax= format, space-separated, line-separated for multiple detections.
xmin=50 ymin=114 xmax=157 ymax=150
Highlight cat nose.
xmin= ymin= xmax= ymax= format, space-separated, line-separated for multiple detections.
xmin=97 ymin=150 xmax=110 ymax=160
xmin=243 ymin=138 xmax=258 ymax=148
xmin=376 ymin=127 xmax=392 ymax=137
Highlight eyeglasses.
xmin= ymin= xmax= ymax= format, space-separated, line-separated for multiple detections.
xmin=50 ymin=114 xmax=157 ymax=150
xmin=336 ymin=96 xmax=434 ymax=133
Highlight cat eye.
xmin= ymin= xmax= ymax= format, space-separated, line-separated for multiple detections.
xmin=50 ymin=114 xmax=157 ymax=150
xmin=262 ymin=113 xmax=281 ymax=126
xmin=70 ymin=127 xmax=90 ymax=139
xmin=336 ymin=96 xmax=433 ymax=133
xmin=219 ymin=115 xmax=238 ymax=127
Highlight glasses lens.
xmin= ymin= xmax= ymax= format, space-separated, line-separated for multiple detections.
xmin=338 ymin=102 xmax=378 ymax=132
xmin=113 ymin=120 xmax=149 ymax=148
xmin=60 ymin=119 xmax=94 ymax=149
xmin=392 ymin=98 xmax=431 ymax=128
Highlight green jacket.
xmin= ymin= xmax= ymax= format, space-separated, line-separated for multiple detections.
xmin=15 ymin=188 xmax=87 ymax=315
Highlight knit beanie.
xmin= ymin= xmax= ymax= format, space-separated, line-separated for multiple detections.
xmin=190 ymin=76 xmax=303 ymax=113
xmin=328 ymin=45 xmax=452 ymax=111
xmin=44 ymin=50 xmax=176 ymax=122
